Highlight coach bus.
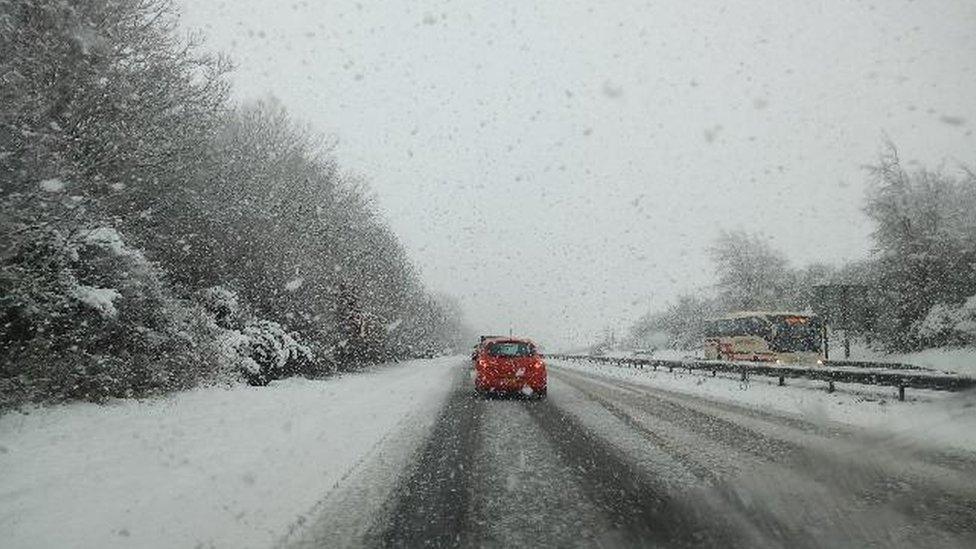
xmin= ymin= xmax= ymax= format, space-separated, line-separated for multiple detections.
xmin=703 ymin=311 xmax=824 ymax=364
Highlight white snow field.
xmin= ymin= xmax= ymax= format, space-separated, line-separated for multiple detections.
xmin=550 ymin=358 xmax=976 ymax=454
xmin=0 ymin=357 xmax=460 ymax=549
xmin=812 ymin=340 xmax=976 ymax=377
xmin=885 ymin=347 xmax=976 ymax=377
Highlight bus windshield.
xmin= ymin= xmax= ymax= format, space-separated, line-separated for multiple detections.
xmin=704 ymin=316 xmax=771 ymax=339
xmin=769 ymin=315 xmax=822 ymax=353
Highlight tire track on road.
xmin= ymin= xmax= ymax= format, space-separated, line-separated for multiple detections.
xmin=555 ymin=359 xmax=976 ymax=476
xmin=551 ymin=366 xmax=976 ymax=547
xmin=525 ymin=393 xmax=766 ymax=548
xmin=368 ymin=380 xmax=485 ymax=548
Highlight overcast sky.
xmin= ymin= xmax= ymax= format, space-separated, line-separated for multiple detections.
xmin=178 ymin=0 xmax=975 ymax=349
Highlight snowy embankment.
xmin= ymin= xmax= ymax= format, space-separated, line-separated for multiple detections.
xmin=881 ymin=347 xmax=976 ymax=377
xmin=551 ymin=358 xmax=976 ymax=454
xmin=602 ymin=349 xmax=694 ymax=361
xmin=0 ymin=357 xmax=460 ymax=549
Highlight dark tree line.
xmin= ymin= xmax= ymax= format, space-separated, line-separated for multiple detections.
xmin=631 ymin=144 xmax=976 ymax=353
xmin=0 ymin=0 xmax=468 ymax=407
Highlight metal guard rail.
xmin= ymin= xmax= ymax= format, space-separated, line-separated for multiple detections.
xmin=547 ymin=354 xmax=976 ymax=400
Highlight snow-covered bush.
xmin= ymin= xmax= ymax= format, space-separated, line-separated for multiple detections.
xmin=220 ymin=320 xmax=313 ymax=386
xmin=917 ymin=295 xmax=976 ymax=347
xmin=0 ymin=209 xmax=227 ymax=406
xmin=197 ymin=286 xmax=243 ymax=329
xmin=198 ymin=286 xmax=327 ymax=383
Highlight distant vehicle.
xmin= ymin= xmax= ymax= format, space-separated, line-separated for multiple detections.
xmin=703 ymin=312 xmax=824 ymax=364
xmin=473 ymin=337 xmax=547 ymax=398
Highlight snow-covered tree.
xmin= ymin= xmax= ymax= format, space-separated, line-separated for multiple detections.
xmin=863 ymin=143 xmax=976 ymax=350
xmin=1 ymin=0 xmax=467 ymax=405
xmin=0 ymin=197 xmax=228 ymax=405
xmin=709 ymin=230 xmax=794 ymax=312
xmin=917 ymin=295 xmax=976 ymax=346
xmin=631 ymin=294 xmax=718 ymax=350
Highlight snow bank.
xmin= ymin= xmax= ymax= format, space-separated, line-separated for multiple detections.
xmin=887 ymin=347 xmax=976 ymax=377
xmin=71 ymin=284 xmax=121 ymax=317
xmin=83 ymin=227 xmax=128 ymax=256
xmin=824 ymin=341 xmax=976 ymax=377
xmin=551 ymin=359 xmax=976 ymax=454
xmin=845 ymin=342 xmax=976 ymax=377
xmin=0 ymin=357 xmax=460 ymax=549
xmin=38 ymin=179 xmax=65 ymax=193
xmin=602 ymin=349 xmax=696 ymax=361
xmin=284 ymin=277 xmax=304 ymax=292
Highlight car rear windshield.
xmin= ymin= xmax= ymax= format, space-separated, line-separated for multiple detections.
xmin=487 ymin=342 xmax=535 ymax=357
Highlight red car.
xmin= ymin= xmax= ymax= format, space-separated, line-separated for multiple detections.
xmin=473 ymin=337 xmax=547 ymax=398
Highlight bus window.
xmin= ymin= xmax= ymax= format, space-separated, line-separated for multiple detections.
xmin=733 ymin=316 xmax=770 ymax=337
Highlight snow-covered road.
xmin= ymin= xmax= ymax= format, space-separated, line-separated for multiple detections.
xmin=4 ymin=356 xmax=976 ymax=548
xmin=0 ymin=357 xmax=458 ymax=549
xmin=294 ymin=360 xmax=976 ymax=548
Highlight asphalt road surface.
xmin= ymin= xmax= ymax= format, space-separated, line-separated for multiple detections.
xmin=290 ymin=360 xmax=976 ymax=548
